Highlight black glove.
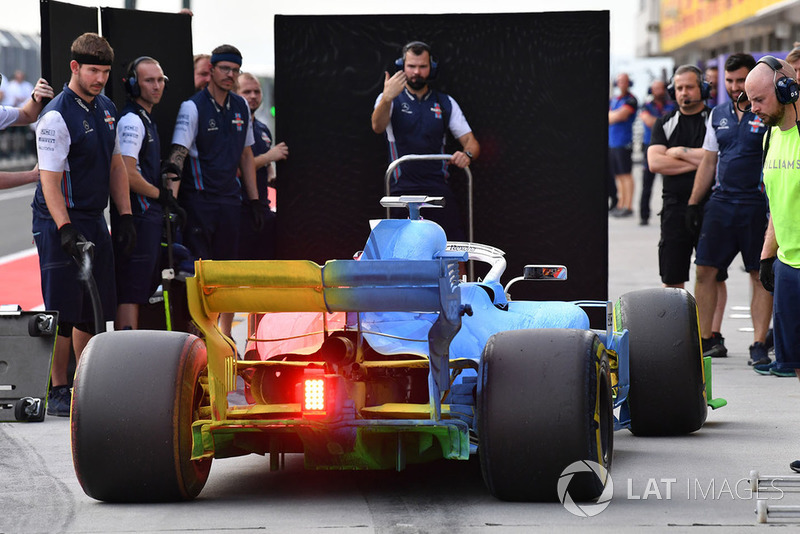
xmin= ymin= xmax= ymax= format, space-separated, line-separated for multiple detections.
xmin=58 ymin=222 xmax=85 ymax=262
xmin=760 ymin=257 xmax=776 ymax=293
xmin=247 ymin=198 xmax=265 ymax=232
xmin=161 ymin=161 xmax=182 ymax=181
xmin=685 ymin=204 xmax=703 ymax=243
xmin=155 ymin=187 xmax=187 ymax=228
xmin=114 ymin=213 xmax=137 ymax=256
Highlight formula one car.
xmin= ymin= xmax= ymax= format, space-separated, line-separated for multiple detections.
xmin=71 ymin=181 xmax=725 ymax=504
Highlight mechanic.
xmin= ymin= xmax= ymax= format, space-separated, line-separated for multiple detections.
xmin=33 ymin=33 xmax=136 ymax=416
xmin=705 ymin=64 xmax=719 ymax=108
xmin=608 ymin=72 xmax=638 ymax=218
xmin=685 ymin=53 xmax=772 ymax=365
xmin=0 ymin=73 xmax=53 ymax=189
xmin=371 ymin=41 xmax=480 ymax=242
xmin=236 ymin=71 xmax=288 ymax=260
xmin=647 ymin=65 xmax=711 ymax=289
xmin=745 ymin=57 xmax=800 ymax=472
xmin=747 ymin=57 xmax=800 ymax=379
xmin=165 ymin=44 xmax=262 ymax=339
xmin=113 ymin=56 xmax=181 ymax=331
xmin=193 ymin=53 xmax=211 ymax=91
xmin=638 ymin=79 xmax=676 ymax=226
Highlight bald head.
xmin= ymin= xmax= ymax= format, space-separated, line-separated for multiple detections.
xmin=616 ymin=73 xmax=631 ymax=93
xmin=745 ymin=57 xmax=797 ymax=128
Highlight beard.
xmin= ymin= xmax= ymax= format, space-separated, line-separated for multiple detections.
xmin=761 ymin=106 xmax=785 ymax=127
xmin=407 ymin=76 xmax=427 ymax=91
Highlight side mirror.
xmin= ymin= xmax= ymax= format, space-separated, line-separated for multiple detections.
xmin=504 ymin=264 xmax=568 ymax=298
xmin=523 ymin=265 xmax=567 ymax=281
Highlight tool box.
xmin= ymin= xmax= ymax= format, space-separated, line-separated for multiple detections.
xmin=0 ymin=305 xmax=58 ymax=422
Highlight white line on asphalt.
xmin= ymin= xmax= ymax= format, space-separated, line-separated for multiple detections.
xmin=0 ymin=247 xmax=36 ymax=266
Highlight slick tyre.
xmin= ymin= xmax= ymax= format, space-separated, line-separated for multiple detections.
xmin=71 ymin=330 xmax=211 ymax=502
xmin=478 ymin=328 xmax=613 ymax=501
xmin=618 ymin=288 xmax=707 ymax=436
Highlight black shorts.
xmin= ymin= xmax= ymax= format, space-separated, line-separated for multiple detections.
xmin=695 ymin=198 xmax=768 ymax=273
xmin=658 ymin=200 xmax=694 ymax=285
xmin=609 ymin=146 xmax=633 ymax=175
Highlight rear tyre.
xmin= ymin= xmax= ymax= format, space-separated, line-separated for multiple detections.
xmin=478 ymin=328 xmax=613 ymax=501
xmin=71 ymin=330 xmax=211 ymax=502
xmin=618 ymin=288 xmax=707 ymax=436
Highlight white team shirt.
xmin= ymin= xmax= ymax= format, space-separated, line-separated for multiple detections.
xmin=36 ymin=109 xmax=121 ymax=173
xmin=171 ymin=98 xmax=255 ymax=158
xmin=118 ymin=112 xmax=146 ymax=168
xmin=373 ymin=91 xmax=473 ymax=143
xmin=701 ymin=110 xmax=719 ymax=153
xmin=0 ymin=105 xmax=19 ymax=130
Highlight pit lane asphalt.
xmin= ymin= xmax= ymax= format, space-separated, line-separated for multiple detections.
xmin=1 ymin=171 xmax=799 ymax=532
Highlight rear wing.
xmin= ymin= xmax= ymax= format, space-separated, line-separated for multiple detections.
xmin=186 ymin=254 xmax=466 ymax=419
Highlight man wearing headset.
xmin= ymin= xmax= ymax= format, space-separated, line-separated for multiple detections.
xmin=745 ymin=58 xmax=800 ymax=396
xmin=684 ymin=53 xmax=773 ymax=366
xmin=165 ymin=44 xmax=262 ymax=339
xmin=113 ymin=56 xmax=180 ymax=331
xmin=34 ymin=33 xmax=136 ymax=416
xmin=371 ymin=41 xmax=480 ymax=242
xmin=647 ymin=65 xmax=711 ymax=290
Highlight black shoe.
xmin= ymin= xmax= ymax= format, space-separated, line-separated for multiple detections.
xmin=639 ymin=219 xmax=649 ymax=226
xmin=46 ymin=385 xmax=71 ymax=417
xmin=791 ymin=460 xmax=800 ymax=473
xmin=702 ymin=334 xmax=728 ymax=358
xmin=749 ymin=342 xmax=771 ymax=366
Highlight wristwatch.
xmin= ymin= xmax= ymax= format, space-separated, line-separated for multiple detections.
xmin=465 ymin=150 xmax=474 ymax=161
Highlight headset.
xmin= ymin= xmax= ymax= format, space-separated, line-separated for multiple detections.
xmin=667 ymin=65 xmax=711 ymax=102
xmin=394 ymin=41 xmax=438 ymax=80
xmin=756 ymin=55 xmax=800 ymax=105
xmin=123 ymin=56 xmax=166 ymax=98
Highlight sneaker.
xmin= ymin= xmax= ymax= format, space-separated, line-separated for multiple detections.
xmin=46 ymin=385 xmax=71 ymax=417
xmin=748 ymin=342 xmax=771 ymax=366
xmin=613 ymin=208 xmax=634 ymax=218
xmin=771 ymin=366 xmax=797 ymax=378
xmin=702 ymin=335 xmax=728 ymax=358
xmin=791 ymin=460 xmax=800 ymax=473
xmin=754 ymin=361 xmax=777 ymax=375
xmin=639 ymin=219 xmax=649 ymax=226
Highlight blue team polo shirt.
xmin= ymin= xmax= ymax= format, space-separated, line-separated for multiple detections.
xmin=609 ymin=93 xmax=638 ymax=148
xmin=642 ymin=99 xmax=676 ymax=145
xmin=251 ymin=117 xmax=273 ymax=208
xmin=33 ymin=85 xmax=118 ymax=216
xmin=388 ymin=88 xmax=453 ymax=193
xmin=708 ymin=102 xmax=767 ymax=204
xmin=181 ymin=88 xmax=251 ymax=204
xmin=119 ymin=102 xmax=162 ymax=215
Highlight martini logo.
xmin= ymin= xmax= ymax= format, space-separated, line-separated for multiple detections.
xmin=558 ymin=460 xmax=613 ymax=517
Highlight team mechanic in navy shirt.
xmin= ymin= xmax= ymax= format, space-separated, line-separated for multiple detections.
xmin=33 ymin=33 xmax=136 ymax=416
xmin=371 ymin=41 xmax=480 ymax=242
xmin=235 ymin=71 xmax=289 ymax=261
xmin=165 ymin=44 xmax=263 ymax=339
xmin=686 ymin=53 xmax=772 ymax=365
xmin=113 ymin=56 xmax=182 ymax=331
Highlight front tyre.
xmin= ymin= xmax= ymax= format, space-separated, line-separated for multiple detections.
xmin=478 ymin=328 xmax=613 ymax=501
xmin=618 ymin=288 xmax=707 ymax=436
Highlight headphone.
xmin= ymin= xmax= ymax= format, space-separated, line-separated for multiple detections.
xmin=667 ymin=65 xmax=711 ymax=101
xmin=123 ymin=56 xmax=167 ymax=98
xmin=394 ymin=41 xmax=438 ymax=80
xmin=756 ymin=55 xmax=800 ymax=105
